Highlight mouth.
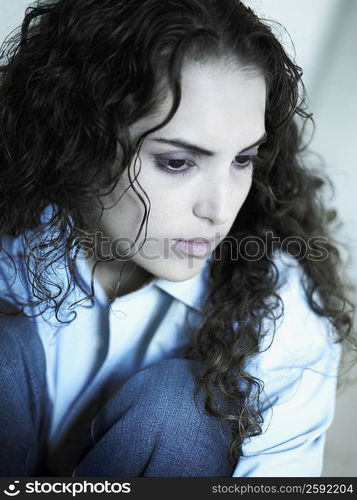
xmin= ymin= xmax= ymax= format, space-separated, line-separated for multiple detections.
xmin=177 ymin=236 xmax=216 ymax=243
xmin=173 ymin=237 xmax=216 ymax=257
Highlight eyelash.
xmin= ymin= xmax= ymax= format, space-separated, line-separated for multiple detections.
xmin=153 ymin=155 xmax=257 ymax=177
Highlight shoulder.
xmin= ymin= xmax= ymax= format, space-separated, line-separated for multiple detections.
xmin=0 ymin=204 xmax=67 ymax=313
xmin=249 ymin=251 xmax=341 ymax=382
xmin=233 ymin=253 xmax=342 ymax=476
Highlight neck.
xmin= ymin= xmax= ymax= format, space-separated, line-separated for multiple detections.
xmin=86 ymin=255 xmax=154 ymax=302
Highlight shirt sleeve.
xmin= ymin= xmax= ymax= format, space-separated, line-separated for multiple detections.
xmin=231 ymin=257 xmax=342 ymax=477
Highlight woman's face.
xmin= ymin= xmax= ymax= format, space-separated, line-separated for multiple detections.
xmin=91 ymin=59 xmax=266 ymax=282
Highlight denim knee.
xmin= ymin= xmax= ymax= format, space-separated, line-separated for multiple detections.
xmin=91 ymin=358 xmax=210 ymax=445
xmin=75 ymin=358 xmax=235 ymax=477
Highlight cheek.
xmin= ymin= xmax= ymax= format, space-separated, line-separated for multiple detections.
xmin=96 ymin=188 xmax=146 ymax=243
xmin=242 ymin=172 xmax=253 ymax=199
xmin=231 ymin=171 xmax=253 ymax=210
xmin=106 ymin=182 xmax=176 ymax=239
xmin=142 ymin=181 xmax=187 ymax=222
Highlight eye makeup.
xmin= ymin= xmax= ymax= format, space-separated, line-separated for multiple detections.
xmin=151 ymin=146 xmax=260 ymax=177
xmin=152 ymin=153 xmax=196 ymax=177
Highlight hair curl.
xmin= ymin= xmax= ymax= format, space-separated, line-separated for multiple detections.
xmin=0 ymin=0 xmax=356 ymax=468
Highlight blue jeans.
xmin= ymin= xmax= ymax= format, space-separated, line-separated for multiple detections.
xmin=0 ymin=313 xmax=235 ymax=477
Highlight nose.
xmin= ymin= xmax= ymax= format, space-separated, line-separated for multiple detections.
xmin=192 ymin=177 xmax=232 ymax=226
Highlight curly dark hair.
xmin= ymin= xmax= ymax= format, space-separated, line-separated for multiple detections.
xmin=0 ymin=0 xmax=356 ymax=468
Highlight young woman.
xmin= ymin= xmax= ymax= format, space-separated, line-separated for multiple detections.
xmin=0 ymin=0 xmax=355 ymax=477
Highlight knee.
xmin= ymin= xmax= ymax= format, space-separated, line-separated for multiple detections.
xmin=92 ymin=358 xmax=205 ymax=441
xmin=126 ymin=358 xmax=234 ymax=475
xmin=115 ymin=358 xmax=229 ymax=447
xmin=86 ymin=358 xmax=234 ymax=476
xmin=134 ymin=357 xmax=203 ymax=394
xmin=124 ymin=357 xmax=204 ymax=415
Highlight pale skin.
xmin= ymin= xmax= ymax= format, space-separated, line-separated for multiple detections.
xmin=86 ymin=58 xmax=266 ymax=301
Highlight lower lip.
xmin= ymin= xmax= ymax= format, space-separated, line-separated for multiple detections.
xmin=174 ymin=239 xmax=214 ymax=257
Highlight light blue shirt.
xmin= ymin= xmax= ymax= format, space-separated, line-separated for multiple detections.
xmin=0 ymin=231 xmax=341 ymax=477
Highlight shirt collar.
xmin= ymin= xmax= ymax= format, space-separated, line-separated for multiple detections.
xmin=76 ymin=250 xmax=212 ymax=313
xmin=154 ymin=256 xmax=211 ymax=312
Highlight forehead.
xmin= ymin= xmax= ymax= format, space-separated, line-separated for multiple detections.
xmin=131 ymin=59 xmax=266 ymax=150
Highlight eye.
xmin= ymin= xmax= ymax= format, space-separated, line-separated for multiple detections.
xmin=153 ymin=157 xmax=196 ymax=176
xmin=232 ymin=154 xmax=255 ymax=169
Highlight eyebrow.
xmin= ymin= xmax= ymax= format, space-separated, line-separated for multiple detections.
xmin=151 ymin=133 xmax=267 ymax=156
